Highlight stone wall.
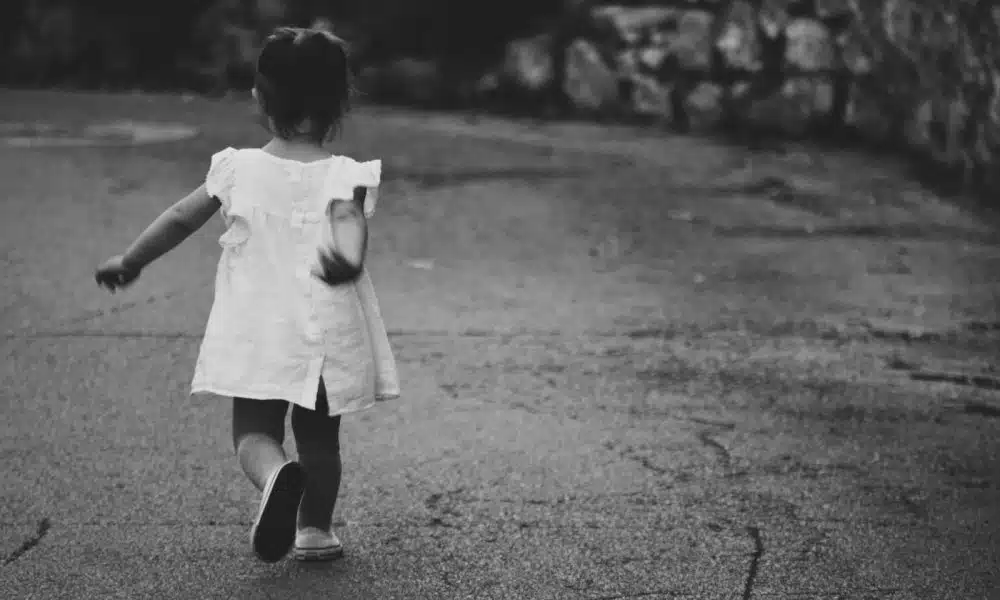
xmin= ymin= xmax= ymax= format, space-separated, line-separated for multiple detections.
xmin=486 ymin=0 xmax=1000 ymax=194
xmin=4 ymin=0 xmax=998 ymax=196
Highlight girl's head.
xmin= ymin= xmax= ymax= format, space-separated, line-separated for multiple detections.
xmin=253 ymin=27 xmax=352 ymax=144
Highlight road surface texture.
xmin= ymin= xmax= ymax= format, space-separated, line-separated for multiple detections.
xmin=2 ymin=90 xmax=999 ymax=599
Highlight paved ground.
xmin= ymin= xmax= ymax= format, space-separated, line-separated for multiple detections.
xmin=1 ymin=89 xmax=999 ymax=600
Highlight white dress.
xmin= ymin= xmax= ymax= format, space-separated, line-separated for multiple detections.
xmin=190 ymin=147 xmax=400 ymax=416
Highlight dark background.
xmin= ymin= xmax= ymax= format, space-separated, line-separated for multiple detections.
xmin=2 ymin=0 xmax=999 ymax=202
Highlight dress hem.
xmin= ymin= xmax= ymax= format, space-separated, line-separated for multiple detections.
xmin=190 ymin=384 xmax=395 ymax=417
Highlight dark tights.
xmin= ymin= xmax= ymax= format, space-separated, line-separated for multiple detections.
xmin=232 ymin=380 xmax=342 ymax=531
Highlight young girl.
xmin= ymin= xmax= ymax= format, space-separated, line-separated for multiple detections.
xmin=94 ymin=26 xmax=399 ymax=563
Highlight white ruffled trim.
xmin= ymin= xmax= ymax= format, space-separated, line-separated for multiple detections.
xmin=205 ymin=147 xmax=238 ymax=211
xmin=356 ymin=159 xmax=381 ymax=218
xmin=325 ymin=157 xmax=382 ymax=217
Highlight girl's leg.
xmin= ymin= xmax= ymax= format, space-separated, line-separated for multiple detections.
xmin=291 ymin=380 xmax=342 ymax=531
xmin=232 ymin=397 xmax=290 ymax=490
xmin=234 ymin=397 xmax=307 ymax=563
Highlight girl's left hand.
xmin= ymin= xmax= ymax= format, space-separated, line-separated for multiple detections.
xmin=313 ymin=247 xmax=363 ymax=286
xmin=312 ymin=193 xmax=368 ymax=286
xmin=95 ymin=255 xmax=141 ymax=292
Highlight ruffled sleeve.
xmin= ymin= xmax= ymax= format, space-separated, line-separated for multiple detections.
xmin=325 ymin=158 xmax=382 ymax=218
xmin=205 ymin=147 xmax=238 ymax=211
xmin=354 ymin=159 xmax=381 ymax=218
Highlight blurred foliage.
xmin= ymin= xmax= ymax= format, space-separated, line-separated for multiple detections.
xmin=1 ymin=0 xmax=213 ymax=88
xmin=0 ymin=0 xmax=566 ymax=90
xmin=345 ymin=0 xmax=565 ymax=64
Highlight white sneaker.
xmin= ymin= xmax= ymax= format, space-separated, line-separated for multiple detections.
xmin=293 ymin=527 xmax=344 ymax=561
xmin=250 ymin=462 xmax=305 ymax=563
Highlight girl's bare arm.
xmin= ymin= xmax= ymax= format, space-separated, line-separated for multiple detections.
xmin=122 ymin=185 xmax=221 ymax=271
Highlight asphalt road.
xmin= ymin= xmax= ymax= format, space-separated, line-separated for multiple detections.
xmin=2 ymin=90 xmax=999 ymax=599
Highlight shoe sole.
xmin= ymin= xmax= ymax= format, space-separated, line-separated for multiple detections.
xmin=293 ymin=544 xmax=344 ymax=562
xmin=251 ymin=462 xmax=306 ymax=563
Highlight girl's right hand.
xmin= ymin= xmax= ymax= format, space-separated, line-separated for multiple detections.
xmin=95 ymin=255 xmax=141 ymax=293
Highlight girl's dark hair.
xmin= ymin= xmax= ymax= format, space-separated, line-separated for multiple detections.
xmin=254 ymin=27 xmax=352 ymax=143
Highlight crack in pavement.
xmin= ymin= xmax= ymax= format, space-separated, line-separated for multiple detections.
xmin=697 ymin=431 xmax=732 ymax=466
xmin=600 ymin=424 xmax=732 ymax=474
xmin=683 ymin=417 xmax=737 ymax=430
xmin=425 ymin=487 xmax=467 ymax=510
xmin=604 ymin=441 xmax=670 ymax=476
xmin=725 ymin=462 xmax=864 ymax=481
xmin=767 ymin=589 xmax=907 ymax=598
xmin=590 ymin=591 xmax=685 ymax=599
xmin=741 ymin=526 xmax=765 ymax=600
xmin=3 ymin=518 xmax=50 ymax=566
xmin=630 ymin=455 xmax=670 ymax=476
